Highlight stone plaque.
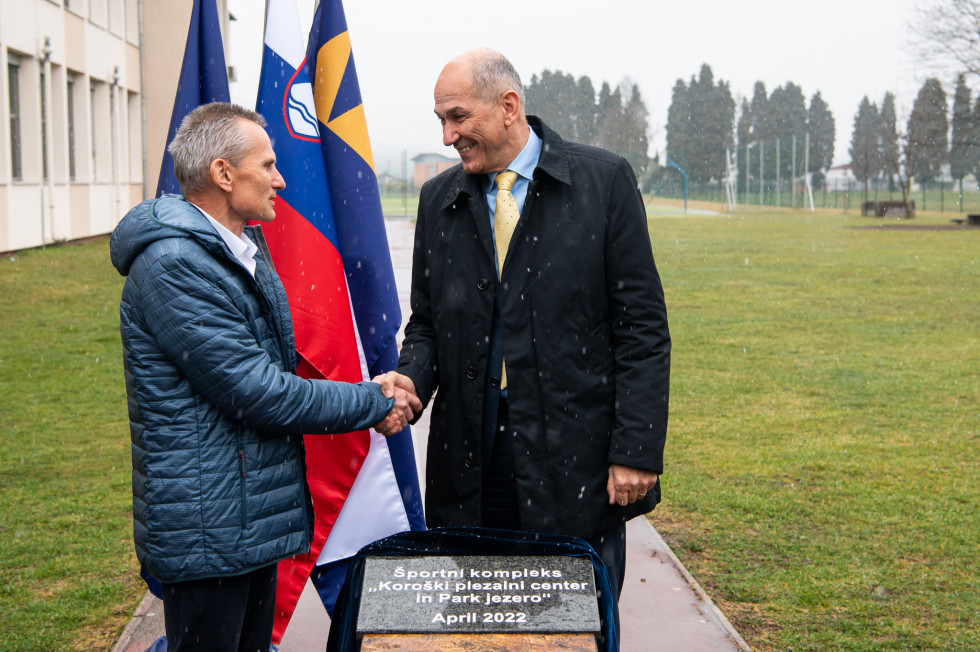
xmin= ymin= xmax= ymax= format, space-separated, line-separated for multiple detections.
xmin=356 ymin=555 xmax=600 ymax=635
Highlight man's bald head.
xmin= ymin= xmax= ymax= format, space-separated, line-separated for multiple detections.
xmin=442 ymin=48 xmax=526 ymax=113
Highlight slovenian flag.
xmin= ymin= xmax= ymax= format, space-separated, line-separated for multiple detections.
xmin=256 ymin=0 xmax=425 ymax=642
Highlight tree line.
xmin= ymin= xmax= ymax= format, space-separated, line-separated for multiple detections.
xmin=848 ymin=74 xmax=980 ymax=213
xmin=664 ymin=65 xmax=837 ymax=193
xmin=524 ymin=64 xmax=837 ymax=196
xmin=523 ymin=59 xmax=980 ymax=216
xmin=525 ymin=70 xmax=651 ymax=181
xmin=735 ymin=79 xmax=836 ymax=191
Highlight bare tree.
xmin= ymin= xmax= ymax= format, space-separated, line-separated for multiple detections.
xmin=913 ymin=0 xmax=980 ymax=76
xmin=893 ymin=131 xmax=924 ymax=217
xmin=881 ymin=91 xmax=924 ymax=217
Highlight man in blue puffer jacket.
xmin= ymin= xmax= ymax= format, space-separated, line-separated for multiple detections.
xmin=110 ymin=103 xmax=419 ymax=652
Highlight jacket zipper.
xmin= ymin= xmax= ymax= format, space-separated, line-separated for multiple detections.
xmin=248 ymin=227 xmax=294 ymax=367
xmin=239 ymin=445 xmax=248 ymax=529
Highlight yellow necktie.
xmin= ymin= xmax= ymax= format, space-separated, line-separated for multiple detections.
xmin=494 ymin=170 xmax=519 ymax=389
xmin=494 ymin=171 xmax=520 ymax=278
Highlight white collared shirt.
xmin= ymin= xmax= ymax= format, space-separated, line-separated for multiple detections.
xmin=191 ymin=203 xmax=259 ymax=278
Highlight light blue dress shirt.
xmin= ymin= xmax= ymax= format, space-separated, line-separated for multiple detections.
xmin=486 ymin=126 xmax=543 ymax=236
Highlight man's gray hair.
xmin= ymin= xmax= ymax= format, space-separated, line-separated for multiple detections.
xmin=470 ymin=50 xmax=526 ymax=111
xmin=167 ymin=102 xmax=268 ymax=196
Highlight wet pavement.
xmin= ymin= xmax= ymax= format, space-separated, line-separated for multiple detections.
xmin=112 ymin=218 xmax=749 ymax=652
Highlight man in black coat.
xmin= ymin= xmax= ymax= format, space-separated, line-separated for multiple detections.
xmin=389 ymin=48 xmax=670 ymax=625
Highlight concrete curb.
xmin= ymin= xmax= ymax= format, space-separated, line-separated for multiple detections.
xmin=112 ymin=589 xmax=162 ymax=652
xmin=638 ymin=517 xmax=752 ymax=651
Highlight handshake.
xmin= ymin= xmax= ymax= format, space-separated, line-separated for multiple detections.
xmin=371 ymin=371 xmax=422 ymax=437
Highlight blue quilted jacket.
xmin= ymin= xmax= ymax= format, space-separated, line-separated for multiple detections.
xmin=110 ymin=195 xmax=393 ymax=583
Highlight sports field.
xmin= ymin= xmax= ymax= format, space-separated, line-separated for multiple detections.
xmin=647 ymin=204 xmax=978 ymax=650
xmin=0 ymin=206 xmax=976 ymax=650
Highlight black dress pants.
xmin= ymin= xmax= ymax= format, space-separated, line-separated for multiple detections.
xmin=481 ymin=397 xmax=521 ymax=530
xmin=161 ymin=563 xmax=277 ymax=652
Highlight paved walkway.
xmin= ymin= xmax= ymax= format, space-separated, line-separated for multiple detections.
xmin=113 ymin=218 xmax=749 ymax=652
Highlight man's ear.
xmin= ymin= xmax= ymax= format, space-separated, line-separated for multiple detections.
xmin=499 ymin=89 xmax=521 ymax=127
xmin=210 ymin=158 xmax=235 ymax=193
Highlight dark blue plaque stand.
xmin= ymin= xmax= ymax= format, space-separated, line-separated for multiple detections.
xmin=327 ymin=526 xmax=618 ymax=652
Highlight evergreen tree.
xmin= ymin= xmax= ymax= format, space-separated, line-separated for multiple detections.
xmin=906 ymin=78 xmax=949 ymax=184
xmin=622 ymin=82 xmax=651 ymax=177
xmin=768 ymin=82 xmax=808 ymax=181
xmin=743 ymin=82 xmax=771 ymax=191
xmin=663 ymin=63 xmax=734 ymax=183
xmin=749 ymin=81 xmax=770 ymax=142
xmin=736 ymin=99 xmax=753 ymax=192
xmin=698 ymin=67 xmax=736 ymax=184
xmin=666 ymin=78 xmax=692 ymax=172
xmin=807 ymin=91 xmax=835 ymax=188
xmin=879 ymin=92 xmax=901 ymax=191
xmin=526 ymin=71 xmax=650 ymax=170
xmin=525 ymin=70 xmax=579 ymax=141
xmin=971 ymin=95 xmax=980 ymax=186
xmin=949 ymin=74 xmax=974 ymax=192
xmin=574 ymin=75 xmax=598 ymax=145
xmin=595 ymin=82 xmax=624 ymax=154
xmin=736 ymin=98 xmax=752 ymax=146
xmin=849 ymin=96 xmax=882 ymax=201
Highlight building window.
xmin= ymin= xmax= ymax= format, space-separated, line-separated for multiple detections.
xmin=90 ymin=0 xmax=107 ymax=27
xmin=90 ymin=78 xmax=110 ymax=182
xmin=8 ymin=60 xmax=22 ymax=181
xmin=67 ymin=76 xmax=76 ymax=181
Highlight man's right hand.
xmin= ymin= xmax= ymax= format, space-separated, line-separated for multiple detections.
xmin=372 ymin=373 xmax=421 ymax=436
xmin=376 ymin=371 xmax=418 ymax=400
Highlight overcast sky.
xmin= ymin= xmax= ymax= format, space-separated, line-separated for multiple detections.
xmin=227 ymin=0 xmax=938 ymax=173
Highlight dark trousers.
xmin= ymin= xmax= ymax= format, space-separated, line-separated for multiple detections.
xmin=161 ymin=563 xmax=277 ymax=652
xmin=481 ymin=397 xmax=627 ymax=631
xmin=481 ymin=397 xmax=520 ymax=530
xmin=587 ymin=521 xmax=627 ymax=637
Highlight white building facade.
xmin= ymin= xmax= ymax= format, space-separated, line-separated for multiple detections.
xmin=0 ymin=0 xmax=229 ymax=253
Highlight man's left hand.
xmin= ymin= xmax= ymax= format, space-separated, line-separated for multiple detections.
xmin=606 ymin=464 xmax=659 ymax=506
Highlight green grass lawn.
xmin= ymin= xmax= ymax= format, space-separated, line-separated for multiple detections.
xmin=380 ymin=193 xmax=418 ymax=216
xmin=0 ymin=209 xmax=976 ymax=650
xmin=0 ymin=241 xmax=141 ymax=651
xmin=649 ymin=209 xmax=978 ymax=650
xmin=660 ymin=185 xmax=980 ymax=214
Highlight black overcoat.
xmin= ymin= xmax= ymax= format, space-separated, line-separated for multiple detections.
xmin=398 ymin=118 xmax=671 ymax=539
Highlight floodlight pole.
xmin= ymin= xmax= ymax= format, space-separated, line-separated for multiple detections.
xmin=744 ymin=142 xmax=753 ymax=207
xmin=665 ymin=157 xmax=689 ymax=214
xmin=805 ymin=132 xmax=814 ymax=212
xmin=759 ymin=141 xmax=764 ymax=210
xmin=776 ymin=138 xmax=781 ymax=209
xmin=792 ymin=135 xmax=797 ymax=209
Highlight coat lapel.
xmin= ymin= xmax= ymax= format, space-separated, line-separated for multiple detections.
xmin=440 ymin=168 xmax=495 ymax=266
